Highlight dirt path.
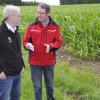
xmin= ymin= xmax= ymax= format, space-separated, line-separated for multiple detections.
xmin=56 ymin=47 xmax=100 ymax=75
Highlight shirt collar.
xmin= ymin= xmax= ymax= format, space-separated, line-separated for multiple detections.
xmin=5 ymin=22 xmax=17 ymax=33
xmin=35 ymin=16 xmax=52 ymax=26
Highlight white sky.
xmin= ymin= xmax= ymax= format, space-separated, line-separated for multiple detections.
xmin=22 ymin=0 xmax=60 ymax=5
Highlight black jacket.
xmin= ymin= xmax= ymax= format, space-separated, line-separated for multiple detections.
xmin=0 ymin=22 xmax=25 ymax=76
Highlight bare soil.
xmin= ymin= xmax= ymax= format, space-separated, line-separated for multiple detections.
xmin=56 ymin=47 xmax=100 ymax=75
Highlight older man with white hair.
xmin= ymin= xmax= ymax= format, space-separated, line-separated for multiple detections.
xmin=0 ymin=5 xmax=25 ymax=100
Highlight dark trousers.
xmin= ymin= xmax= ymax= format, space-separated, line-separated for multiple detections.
xmin=30 ymin=64 xmax=55 ymax=100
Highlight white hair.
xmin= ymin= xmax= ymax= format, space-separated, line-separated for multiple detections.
xmin=3 ymin=5 xmax=20 ymax=19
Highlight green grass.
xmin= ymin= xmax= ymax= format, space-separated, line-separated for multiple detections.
xmin=21 ymin=59 xmax=100 ymax=100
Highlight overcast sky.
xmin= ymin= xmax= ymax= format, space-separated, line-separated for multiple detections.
xmin=22 ymin=0 xmax=60 ymax=5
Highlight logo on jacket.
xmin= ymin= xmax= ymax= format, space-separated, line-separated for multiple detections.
xmin=47 ymin=30 xmax=56 ymax=32
xmin=31 ymin=29 xmax=41 ymax=32
xmin=8 ymin=37 xmax=12 ymax=43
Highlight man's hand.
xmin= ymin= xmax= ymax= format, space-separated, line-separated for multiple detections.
xmin=44 ymin=44 xmax=50 ymax=53
xmin=0 ymin=71 xmax=6 ymax=80
xmin=21 ymin=67 xmax=25 ymax=73
xmin=26 ymin=43 xmax=34 ymax=51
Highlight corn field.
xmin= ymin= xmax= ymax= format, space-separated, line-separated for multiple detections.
xmin=52 ymin=4 xmax=100 ymax=60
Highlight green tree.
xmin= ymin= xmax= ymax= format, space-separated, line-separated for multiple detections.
xmin=0 ymin=0 xmax=22 ymax=5
xmin=60 ymin=0 xmax=100 ymax=4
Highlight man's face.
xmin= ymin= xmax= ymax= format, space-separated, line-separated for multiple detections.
xmin=12 ymin=11 xmax=21 ymax=27
xmin=37 ymin=7 xmax=48 ymax=23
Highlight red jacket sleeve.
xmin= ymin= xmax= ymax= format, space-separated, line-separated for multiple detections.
xmin=49 ymin=26 xmax=62 ymax=50
xmin=23 ymin=26 xmax=32 ymax=49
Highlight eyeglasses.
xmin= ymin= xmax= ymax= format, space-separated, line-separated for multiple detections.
xmin=37 ymin=11 xmax=46 ymax=15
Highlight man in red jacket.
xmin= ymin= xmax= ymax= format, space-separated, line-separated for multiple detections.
xmin=23 ymin=3 xmax=62 ymax=100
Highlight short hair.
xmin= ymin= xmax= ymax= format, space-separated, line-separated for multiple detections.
xmin=3 ymin=5 xmax=20 ymax=20
xmin=38 ymin=3 xmax=50 ymax=14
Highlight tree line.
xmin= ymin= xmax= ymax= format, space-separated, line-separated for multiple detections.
xmin=0 ymin=0 xmax=100 ymax=5
xmin=60 ymin=0 xmax=100 ymax=4
xmin=0 ymin=0 xmax=38 ymax=6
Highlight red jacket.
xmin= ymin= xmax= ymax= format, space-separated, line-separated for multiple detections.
xmin=23 ymin=17 xmax=62 ymax=65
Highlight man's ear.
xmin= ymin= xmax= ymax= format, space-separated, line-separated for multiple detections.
xmin=47 ymin=13 xmax=50 ymax=17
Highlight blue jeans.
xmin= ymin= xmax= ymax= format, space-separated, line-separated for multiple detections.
xmin=30 ymin=65 xmax=55 ymax=100
xmin=0 ymin=74 xmax=21 ymax=100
